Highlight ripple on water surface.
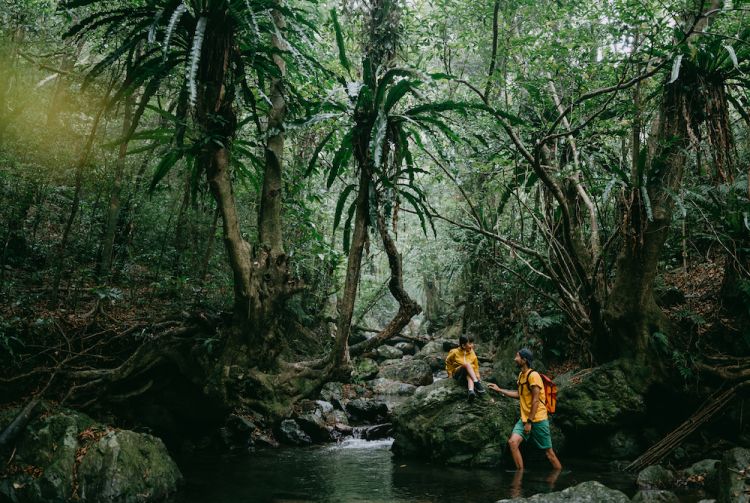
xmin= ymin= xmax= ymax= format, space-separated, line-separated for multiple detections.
xmin=172 ymin=440 xmax=706 ymax=503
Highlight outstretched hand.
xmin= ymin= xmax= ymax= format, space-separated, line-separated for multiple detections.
xmin=487 ymin=383 xmax=501 ymax=393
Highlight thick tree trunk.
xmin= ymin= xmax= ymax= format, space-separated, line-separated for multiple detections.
xmin=605 ymin=79 xmax=697 ymax=359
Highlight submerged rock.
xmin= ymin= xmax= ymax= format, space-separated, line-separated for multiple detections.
xmin=0 ymin=405 xmax=181 ymax=503
xmin=496 ymin=480 xmax=629 ymax=502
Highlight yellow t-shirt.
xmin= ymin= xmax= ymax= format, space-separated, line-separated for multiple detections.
xmin=445 ymin=348 xmax=479 ymax=377
xmin=517 ymin=369 xmax=548 ymax=423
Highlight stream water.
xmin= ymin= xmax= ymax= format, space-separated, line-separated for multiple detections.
xmin=170 ymin=438 xmax=711 ymax=502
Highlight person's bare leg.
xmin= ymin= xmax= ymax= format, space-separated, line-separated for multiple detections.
xmin=463 ymin=361 xmax=479 ymax=382
xmin=508 ymin=434 xmax=524 ymax=470
xmin=545 ymin=448 xmax=562 ymax=470
xmin=510 ymin=467 xmax=524 ymax=498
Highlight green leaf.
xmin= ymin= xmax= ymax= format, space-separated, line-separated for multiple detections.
xmin=342 ymin=197 xmax=358 ymax=253
xmin=669 ymin=54 xmax=683 ymax=84
xmin=327 ymin=129 xmax=354 ymax=188
xmin=149 ymin=150 xmax=183 ymax=191
xmin=333 ymin=184 xmax=357 ymax=230
xmin=330 ymin=9 xmax=350 ymax=73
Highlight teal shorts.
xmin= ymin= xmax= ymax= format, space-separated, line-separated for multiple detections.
xmin=511 ymin=419 xmax=553 ymax=450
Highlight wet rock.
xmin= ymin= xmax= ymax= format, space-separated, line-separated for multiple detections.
xmin=637 ymin=465 xmax=676 ymax=490
xmin=379 ymin=359 xmax=433 ymax=387
xmin=360 ymin=423 xmax=393 ymax=440
xmin=376 ymin=345 xmax=403 ymax=360
xmin=392 ymin=379 xmax=519 ymax=466
xmin=496 ymin=480 xmax=629 ymax=502
xmin=0 ymin=405 xmax=181 ymax=503
xmin=370 ymin=378 xmax=417 ymax=396
xmin=296 ymin=410 xmax=333 ymax=443
xmin=379 ymin=358 xmax=403 ymax=367
xmin=345 ymin=399 xmax=389 ymax=423
xmin=418 ymin=339 xmax=453 ymax=355
xmin=352 ymin=358 xmax=380 ymax=381
xmin=277 ymin=419 xmax=312 ymax=446
xmin=718 ymin=447 xmax=750 ymax=503
xmin=684 ymin=459 xmax=720 ymax=491
xmin=631 ymin=490 xmax=680 ymax=502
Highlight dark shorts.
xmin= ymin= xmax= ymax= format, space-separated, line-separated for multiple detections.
xmin=511 ymin=419 xmax=553 ymax=450
xmin=453 ymin=367 xmax=469 ymax=384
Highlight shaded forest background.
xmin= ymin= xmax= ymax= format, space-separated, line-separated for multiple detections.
xmin=1 ymin=0 xmax=749 ymax=428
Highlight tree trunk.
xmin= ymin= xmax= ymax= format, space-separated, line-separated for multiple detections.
xmin=258 ymin=8 xmax=287 ymax=258
xmin=99 ymin=94 xmax=133 ymax=277
xmin=332 ymin=168 xmax=370 ymax=371
xmin=605 ymin=78 xmax=698 ymax=360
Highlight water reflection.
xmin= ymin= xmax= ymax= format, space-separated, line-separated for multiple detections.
xmin=172 ymin=440 xmax=644 ymax=503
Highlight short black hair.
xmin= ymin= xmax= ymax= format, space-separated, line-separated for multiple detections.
xmin=459 ymin=334 xmax=474 ymax=346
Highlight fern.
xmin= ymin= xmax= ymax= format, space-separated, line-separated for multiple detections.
xmin=188 ymin=16 xmax=207 ymax=107
xmin=148 ymin=8 xmax=164 ymax=44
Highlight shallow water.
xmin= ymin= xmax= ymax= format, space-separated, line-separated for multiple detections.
xmin=172 ymin=439 xmax=708 ymax=503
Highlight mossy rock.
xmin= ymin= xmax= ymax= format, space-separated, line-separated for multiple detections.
xmin=392 ymin=379 xmax=561 ymax=467
xmin=555 ymin=361 xmax=646 ymax=433
xmin=496 ymin=480 xmax=630 ymax=502
xmin=718 ymin=447 xmax=750 ymax=503
xmin=0 ymin=404 xmax=181 ymax=503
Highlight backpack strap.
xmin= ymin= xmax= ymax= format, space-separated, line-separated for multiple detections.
xmin=521 ymin=369 xmax=546 ymax=405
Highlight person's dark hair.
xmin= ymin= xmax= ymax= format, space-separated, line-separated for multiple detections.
xmin=459 ymin=334 xmax=474 ymax=347
xmin=518 ymin=348 xmax=534 ymax=365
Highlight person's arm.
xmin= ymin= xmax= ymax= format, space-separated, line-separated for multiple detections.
xmin=445 ymin=351 xmax=455 ymax=376
xmin=487 ymin=383 xmax=519 ymax=399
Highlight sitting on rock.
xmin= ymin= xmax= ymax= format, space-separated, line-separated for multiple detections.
xmin=445 ymin=334 xmax=486 ymax=401
xmin=487 ymin=348 xmax=562 ymax=471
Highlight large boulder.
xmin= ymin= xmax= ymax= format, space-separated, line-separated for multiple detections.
xmin=77 ymin=430 xmax=183 ymax=503
xmin=555 ymin=361 xmax=646 ymax=434
xmin=276 ymin=419 xmax=312 ymax=446
xmin=496 ymin=480 xmax=629 ymax=502
xmin=392 ymin=379 xmax=520 ymax=466
xmin=0 ymin=405 xmax=181 ymax=503
xmin=345 ymin=399 xmax=389 ymax=423
xmin=378 ymin=359 xmax=433 ymax=387
xmin=718 ymin=447 xmax=750 ymax=503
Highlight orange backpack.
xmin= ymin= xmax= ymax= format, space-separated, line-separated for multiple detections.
xmin=520 ymin=370 xmax=558 ymax=414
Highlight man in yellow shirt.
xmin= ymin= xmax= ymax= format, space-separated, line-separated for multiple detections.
xmin=445 ymin=335 xmax=486 ymax=401
xmin=488 ymin=348 xmax=562 ymax=470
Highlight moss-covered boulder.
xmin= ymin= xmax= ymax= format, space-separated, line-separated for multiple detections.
xmin=352 ymin=357 xmax=380 ymax=381
xmin=555 ymin=361 xmax=646 ymax=433
xmin=637 ymin=465 xmax=676 ymax=490
xmin=496 ymin=480 xmax=629 ymax=502
xmin=0 ymin=405 xmax=181 ymax=503
xmin=77 ymin=430 xmax=182 ymax=502
xmin=392 ymin=380 xmax=522 ymax=466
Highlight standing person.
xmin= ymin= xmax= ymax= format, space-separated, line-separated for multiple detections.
xmin=445 ymin=335 xmax=486 ymax=401
xmin=487 ymin=348 xmax=562 ymax=470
